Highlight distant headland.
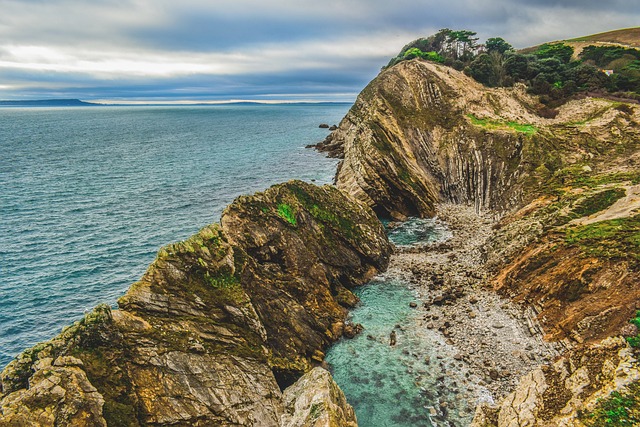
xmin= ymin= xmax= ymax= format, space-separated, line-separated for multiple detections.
xmin=0 ymin=99 xmax=99 ymax=107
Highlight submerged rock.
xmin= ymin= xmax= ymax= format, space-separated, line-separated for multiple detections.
xmin=0 ymin=180 xmax=391 ymax=426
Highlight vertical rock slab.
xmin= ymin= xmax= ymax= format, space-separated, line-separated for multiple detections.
xmin=326 ymin=60 xmax=538 ymax=219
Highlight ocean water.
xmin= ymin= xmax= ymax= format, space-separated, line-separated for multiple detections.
xmin=326 ymin=220 xmax=486 ymax=427
xmin=0 ymin=104 xmax=347 ymax=367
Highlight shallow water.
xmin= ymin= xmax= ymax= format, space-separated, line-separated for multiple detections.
xmin=0 ymin=104 xmax=347 ymax=367
xmin=386 ymin=217 xmax=452 ymax=247
xmin=326 ymin=220 xmax=485 ymax=427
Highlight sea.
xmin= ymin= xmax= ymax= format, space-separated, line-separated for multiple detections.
xmin=0 ymin=104 xmax=347 ymax=367
xmin=0 ymin=104 xmax=477 ymax=427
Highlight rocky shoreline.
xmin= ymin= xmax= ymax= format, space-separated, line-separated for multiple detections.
xmin=389 ymin=204 xmax=562 ymax=408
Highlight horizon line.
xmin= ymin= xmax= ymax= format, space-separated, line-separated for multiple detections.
xmin=0 ymin=98 xmax=355 ymax=106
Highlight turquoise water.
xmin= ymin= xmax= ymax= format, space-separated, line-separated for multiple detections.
xmin=326 ymin=220 xmax=482 ymax=427
xmin=386 ymin=218 xmax=452 ymax=247
xmin=0 ymin=104 xmax=347 ymax=367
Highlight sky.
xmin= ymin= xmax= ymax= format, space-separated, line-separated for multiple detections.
xmin=1 ymin=0 xmax=638 ymax=103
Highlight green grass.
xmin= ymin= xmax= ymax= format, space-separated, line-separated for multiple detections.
xmin=543 ymin=167 xmax=640 ymax=196
xmin=573 ymin=188 xmax=627 ymax=217
xmin=467 ymin=114 xmax=537 ymax=135
xmin=555 ymin=188 xmax=627 ymax=225
xmin=277 ymin=203 xmax=297 ymax=226
xmin=288 ymin=183 xmax=359 ymax=239
xmin=581 ymin=381 xmax=640 ymax=426
xmin=564 ymin=215 xmax=640 ymax=266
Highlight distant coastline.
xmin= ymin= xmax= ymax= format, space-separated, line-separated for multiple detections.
xmin=0 ymin=99 xmax=352 ymax=107
xmin=0 ymin=99 xmax=100 ymax=107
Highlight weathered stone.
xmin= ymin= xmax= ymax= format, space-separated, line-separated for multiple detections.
xmin=280 ymin=367 xmax=357 ymax=427
xmin=1 ymin=181 xmax=391 ymax=427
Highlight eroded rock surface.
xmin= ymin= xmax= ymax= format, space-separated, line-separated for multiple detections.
xmin=0 ymin=180 xmax=391 ymax=426
xmin=317 ymin=59 xmax=639 ymax=219
xmin=472 ymin=337 xmax=639 ymax=427
xmin=281 ymin=367 xmax=357 ymax=427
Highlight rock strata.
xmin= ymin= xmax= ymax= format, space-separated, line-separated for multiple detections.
xmin=0 ymin=180 xmax=391 ymax=426
xmin=318 ymin=59 xmax=638 ymax=220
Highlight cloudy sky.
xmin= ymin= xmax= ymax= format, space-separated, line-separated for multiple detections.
xmin=1 ymin=0 xmax=638 ymax=103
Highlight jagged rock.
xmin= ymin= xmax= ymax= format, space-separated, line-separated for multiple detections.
xmin=343 ymin=323 xmax=364 ymax=339
xmin=280 ymin=367 xmax=357 ymax=427
xmin=318 ymin=123 xmax=329 ymax=128
xmin=1 ymin=180 xmax=391 ymax=426
xmin=0 ymin=356 xmax=107 ymax=427
xmin=321 ymin=60 xmax=639 ymax=220
xmin=471 ymin=337 xmax=639 ymax=426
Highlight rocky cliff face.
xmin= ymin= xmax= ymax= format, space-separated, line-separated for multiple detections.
xmin=0 ymin=180 xmax=392 ymax=426
xmin=318 ymin=59 xmax=638 ymax=220
xmin=472 ymin=337 xmax=639 ymax=427
xmin=316 ymin=57 xmax=640 ymax=425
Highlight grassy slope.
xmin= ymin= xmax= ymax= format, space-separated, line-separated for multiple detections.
xmin=519 ymin=27 xmax=640 ymax=57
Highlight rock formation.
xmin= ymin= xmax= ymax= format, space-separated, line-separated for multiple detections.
xmin=315 ymin=56 xmax=639 ymax=425
xmin=316 ymin=59 xmax=638 ymax=220
xmin=3 ymin=42 xmax=640 ymax=427
xmin=0 ymin=181 xmax=392 ymax=426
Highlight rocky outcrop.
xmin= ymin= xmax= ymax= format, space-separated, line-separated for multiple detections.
xmin=472 ymin=337 xmax=639 ymax=427
xmin=281 ymin=367 xmax=357 ymax=427
xmin=319 ymin=59 xmax=639 ymax=219
xmin=0 ymin=180 xmax=391 ymax=426
xmin=313 ymin=57 xmax=640 ymax=425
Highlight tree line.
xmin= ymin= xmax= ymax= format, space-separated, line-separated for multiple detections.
xmin=386 ymin=29 xmax=640 ymax=110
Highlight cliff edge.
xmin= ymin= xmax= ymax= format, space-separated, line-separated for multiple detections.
xmin=0 ymin=181 xmax=392 ymax=426
xmin=317 ymin=57 xmax=639 ymax=425
xmin=318 ymin=59 xmax=638 ymax=220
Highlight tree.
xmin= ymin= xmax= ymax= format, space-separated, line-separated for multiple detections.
xmin=504 ymin=53 xmax=531 ymax=81
xmin=534 ymin=43 xmax=574 ymax=63
xmin=485 ymin=37 xmax=513 ymax=55
xmin=467 ymin=53 xmax=498 ymax=86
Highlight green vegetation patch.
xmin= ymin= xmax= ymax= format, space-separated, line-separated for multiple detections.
xmin=627 ymin=311 xmax=640 ymax=348
xmin=571 ymin=188 xmax=627 ymax=218
xmin=564 ymin=215 xmax=640 ymax=266
xmin=286 ymin=182 xmax=361 ymax=240
xmin=467 ymin=114 xmax=537 ymax=135
xmin=402 ymin=48 xmax=444 ymax=63
xmin=555 ymin=188 xmax=627 ymax=224
xmin=580 ymin=381 xmax=640 ymax=427
xmin=277 ymin=203 xmax=297 ymax=226
xmin=543 ymin=167 xmax=640 ymax=196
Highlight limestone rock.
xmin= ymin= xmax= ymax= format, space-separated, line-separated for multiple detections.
xmin=471 ymin=337 xmax=640 ymax=426
xmin=318 ymin=60 xmax=639 ymax=220
xmin=280 ymin=367 xmax=357 ymax=427
xmin=0 ymin=356 xmax=106 ymax=427
xmin=1 ymin=180 xmax=391 ymax=426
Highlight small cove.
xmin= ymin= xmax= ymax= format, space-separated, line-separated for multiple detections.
xmin=326 ymin=218 xmax=488 ymax=427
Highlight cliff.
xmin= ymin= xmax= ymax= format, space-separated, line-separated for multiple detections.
xmin=318 ymin=59 xmax=638 ymax=220
xmin=316 ymin=57 xmax=639 ymax=425
xmin=0 ymin=180 xmax=392 ymax=426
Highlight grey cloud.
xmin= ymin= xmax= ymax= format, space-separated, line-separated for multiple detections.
xmin=0 ymin=0 xmax=638 ymax=101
